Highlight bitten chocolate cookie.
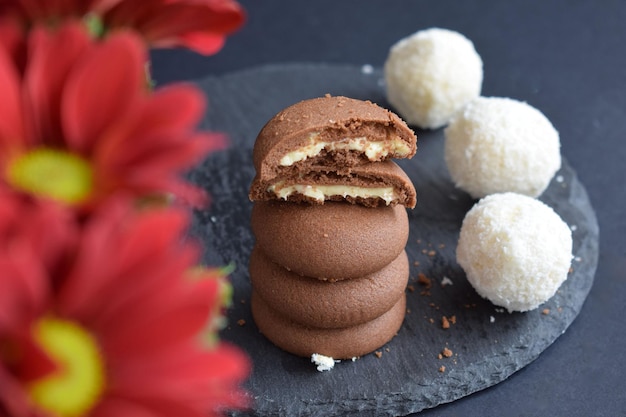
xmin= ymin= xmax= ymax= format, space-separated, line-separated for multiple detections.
xmin=250 ymin=245 xmax=409 ymax=328
xmin=251 ymin=292 xmax=406 ymax=359
xmin=251 ymin=200 xmax=409 ymax=280
xmin=249 ymin=95 xmax=417 ymax=208
xmin=249 ymin=159 xmax=417 ymax=208
xmin=253 ymin=95 xmax=417 ymax=179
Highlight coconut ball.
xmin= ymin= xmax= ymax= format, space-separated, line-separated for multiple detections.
xmin=384 ymin=27 xmax=483 ymax=129
xmin=444 ymin=96 xmax=561 ymax=199
xmin=456 ymin=192 xmax=573 ymax=312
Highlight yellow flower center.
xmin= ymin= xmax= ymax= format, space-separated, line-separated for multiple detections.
xmin=6 ymin=148 xmax=93 ymax=205
xmin=27 ymin=318 xmax=106 ymax=417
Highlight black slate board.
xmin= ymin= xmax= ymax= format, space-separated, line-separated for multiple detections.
xmin=188 ymin=63 xmax=599 ymax=417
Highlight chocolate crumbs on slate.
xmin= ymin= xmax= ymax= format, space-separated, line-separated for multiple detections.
xmin=417 ymin=273 xmax=432 ymax=288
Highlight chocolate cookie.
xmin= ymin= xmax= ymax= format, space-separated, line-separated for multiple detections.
xmin=251 ymin=200 xmax=409 ymax=280
xmin=250 ymin=245 xmax=409 ymax=328
xmin=253 ymin=95 xmax=417 ymax=179
xmin=251 ymin=291 xmax=406 ymax=359
xmin=249 ymin=159 xmax=417 ymax=208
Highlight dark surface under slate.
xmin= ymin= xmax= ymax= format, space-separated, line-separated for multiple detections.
xmin=187 ymin=64 xmax=599 ymax=417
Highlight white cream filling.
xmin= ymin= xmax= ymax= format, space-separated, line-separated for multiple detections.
xmin=279 ymin=134 xmax=411 ymax=166
xmin=268 ymin=182 xmax=397 ymax=205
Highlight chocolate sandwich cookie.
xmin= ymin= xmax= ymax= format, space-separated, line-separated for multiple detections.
xmin=251 ymin=200 xmax=409 ymax=280
xmin=251 ymin=292 xmax=406 ymax=359
xmin=250 ymin=245 xmax=409 ymax=328
xmin=249 ymin=159 xmax=417 ymax=208
xmin=251 ymin=95 xmax=416 ymax=183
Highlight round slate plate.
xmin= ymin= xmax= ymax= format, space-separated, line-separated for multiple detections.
xmin=187 ymin=63 xmax=599 ymax=417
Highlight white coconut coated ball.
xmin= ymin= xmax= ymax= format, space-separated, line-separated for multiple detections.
xmin=456 ymin=192 xmax=573 ymax=312
xmin=444 ymin=96 xmax=561 ymax=199
xmin=384 ymin=27 xmax=483 ymax=129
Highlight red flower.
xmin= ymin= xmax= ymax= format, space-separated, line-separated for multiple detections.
xmin=0 ymin=195 xmax=250 ymax=417
xmin=0 ymin=0 xmax=245 ymax=55
xmin=0 ymin=22 xmax=222 ymax=208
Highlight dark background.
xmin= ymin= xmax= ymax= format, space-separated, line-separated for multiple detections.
xmin=152 ymin=1 xmax=626 ymax=416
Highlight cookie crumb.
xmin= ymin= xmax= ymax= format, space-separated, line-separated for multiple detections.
xmin=441 ymin=276 xmax=453 ymax=286
xmin=441 ymin=316 xmax=450 ymax=329
xmin=449 ymin=315 xmax=456 ymax=324
xmin=442 ymin=347 xmax=453 ymax=358
xmin=439 ymin=365 xmax=446 ymax=373
xmin=427 ymin=250 xmax=437 ymax=257
xmin=374 ymin=351 xmax=383 ymax=358
xmin=542 ymin=308 xmax=550 ymax=315
xmin=438 ymin=353 xmax=443 ymax=360
xmin=406 ymin=284 xmax=415 ymax=293
xmin=361 ymin=64 xmax=374 ymax=74
xmin=417 ymin=273 xmax=432 ymax=288
xmin=237 ymin=319 xmax=246 ymax=326
xmin=311 ymin=353 xmax=337 ymax=372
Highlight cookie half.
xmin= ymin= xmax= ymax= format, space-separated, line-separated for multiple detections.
xmin=251 ymin=292 xmax=406 ymax=359
xmin=249 ymin=159 xmax=417 ymax=208
xmin=251 ymin=200 xmax=409 ymax=280
xmin=253 ymin=95 xmax=417 ymax=178
xmin=250 ymin=245 xmax=409 ymax=328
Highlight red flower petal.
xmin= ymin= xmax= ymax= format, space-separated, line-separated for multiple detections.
xmin=56 ymin=201 xmax=193 ymax=321
xmin=24 ymin=22 xmax=90 ymax=148
xmin=0 ymin=257 xmax=47 ymax=332
xmin=92 ymin=397 xmax=164 ymax=417
xmin=175 ymin=31 xmax=226 ymax=56
xmin=105 ymin=0 xmax=245 ymax=55
xmin=95 ymin=396 xmax=207 ymax=417
xmin=61 ymin=30 xmax=146 ymax=154
xmin=100 ymin=277 xmax=218 ymax=357
xmin=0 ymin=44 xmax=24 ymax=152
xmin=134 ymin=84 xmax=206 ymax=136
xmin=10 ymin=331 xmax=59 ymax=383
xmin=108 ymin=342 xmax=250 ymax=412
xmin=0 ymin=192 xmax=77 ymax=331
xmin=0 ymin=17 xmax=26 ymax=71
xmin=87 ymin=83 xmax=224 ymax=206
xmin=89 ymin=245 xmax=200 ymax=339
xmin=0 ymin=367 xmax=33 ymax=417
xmin=92 ymin=84 xmax=210 ymax=170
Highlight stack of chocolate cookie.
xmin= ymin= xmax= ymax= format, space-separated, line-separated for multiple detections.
xmin=248 ymin=95 xmax=417 ymax=359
